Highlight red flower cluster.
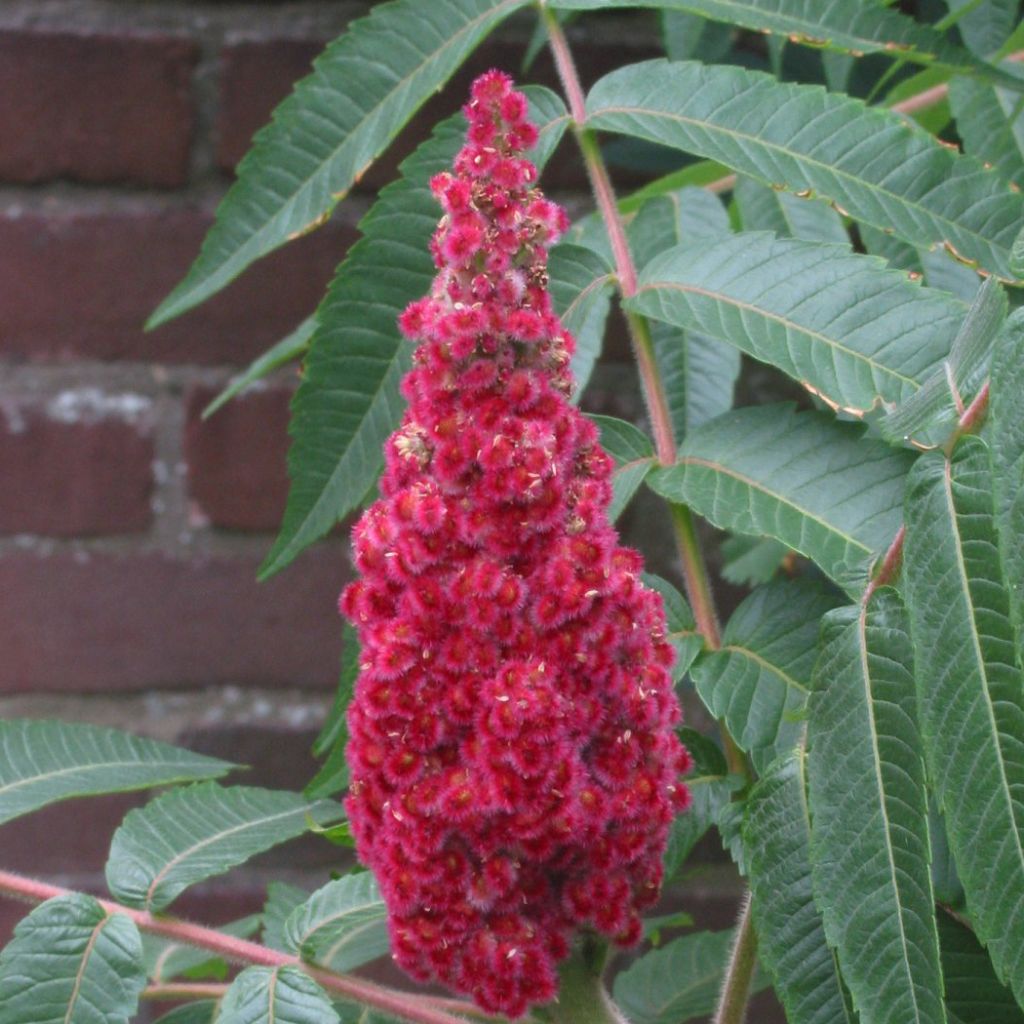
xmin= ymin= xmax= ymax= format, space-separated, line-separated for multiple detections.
xmin=340 ymin=70 xmax=691 ymax=1018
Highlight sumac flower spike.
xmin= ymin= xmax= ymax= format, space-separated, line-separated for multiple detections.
xmin=340 ymin=69 xmax=690 ymax=1019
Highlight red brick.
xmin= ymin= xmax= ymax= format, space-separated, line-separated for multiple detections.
xmin=0 ymin=393 xmax=154 ymax=537
xmin=0 ymin=28 xmax=197 ymax=188
xmin=0 ymin=548 xmax=350 ymax=693
xmin=0 ymin=201 xmax=355 ymax=366
xmin=185 ymin=384 xmax=292 ymax=532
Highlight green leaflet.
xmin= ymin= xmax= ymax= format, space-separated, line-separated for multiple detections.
xmin=306 ymin=621 xmax=359 ymax=800
xmin=261 ymin=882 xmax=311 ymax=953
xmin=552 ymin=0 xmax=1017 ymax=81
xmin=807 ymin=590 xmax=944 ymax=1024
xmin=691 ymin=578 xmax=843 ymax=773
xmin=260 ymin=87 xmax=568 ymax=578
xmin=629 ymin=232 xmax=967 ymax=416
xmin=152 ymin=1003 xmax=219 ymax=1024
xmin=588 ymin=414 xmax=656 ymax=521
xmin=612 ymin=928 xmax=768 ymax=1024
xmin=743 ymin=753 xmax=854 ymax=1024
xmin=903 ymin=438 xmax=1024 ymax=1003
xmin=627 ymin=187 xmax=739 ymax=442
xmin=734 ymin=175 xmax=848 ymax=244
xmin=586 ymin=59 xmax=1024 ymax=281
xmin=105 ymin=783 xmax=342 ymax=911
xmin=647 ymin=405 xmax=915 ymax=593
xmin=548 ymin=243 xmax=616 ymax=398
xmin=943 ymin=0 xmax=1019 ymax=57
xmin=641 ymin=573 xmax=703 ymax=680
xmin=0 ymin=719 xmax=233 ymax=827
xmin=939 ymin=911 xmax=1024 ymax=1024
xmin=150 ymin=0 xmax=530 ymax=325
xmin=283 ymin=873 xmax=389 ymax=972
xmin=950 ymin=69 xmax=1024 ymax=190
xmin=216 ymin=966 xmax=339 ymax=1024
xmin=989 ymin=309 xmax=1024 ymax=643
xmin=0 ymin=894 xmax=145 ymax=1024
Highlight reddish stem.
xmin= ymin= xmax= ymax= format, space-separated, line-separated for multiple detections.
xmin=863 ymin=525 xmax=906 ymax=605
xmin=0 ymin=870 xmax=471 ymax=1024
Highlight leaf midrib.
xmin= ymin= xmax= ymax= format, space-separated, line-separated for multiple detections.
xmin=588 ymin=95 xmax=1006 ymax=271
xmin=0 ymin=758 xmax=214 ymax=801
xmin=64 ymin=913 xmax=108 ymax=1024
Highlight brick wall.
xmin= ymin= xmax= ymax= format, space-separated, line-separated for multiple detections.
xmin=0 ymin=2 xmax=774 ymax=1015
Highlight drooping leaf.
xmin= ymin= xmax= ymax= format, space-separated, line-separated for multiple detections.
xmin=743 ymin=753 xmax=855 ymax=1024
xmin=642 ymin=573 xmax=704 ymax=679
xmin=629 ymin=233 xmax=969 ymax=416
xmin=662 ymin=10 xmax=733 ymax=62
xmin=589 ymin=414 xmax=656 ymax=521
xmin=719 ymin=534 xmax=790 ymax=587
xmin=939 ymin=911 xmax=1024 ymax=1024
xmin=548 ymin=243 xmax=616 ymax=398
xmin=149 ymin=0 xmax=532 ymax=326
xmin=0 ymin=719 xmax=233 ymax=828
xmin=283 ymin=873 xmax=389 ymax=972
xmin=880 ymin=275 xmax=1006 ymax=447
xmin=691 ymin=578 xmax=842 ymax=773
xmin=807 ymin=589 xmax=945 ymax=1024
xmin=647 ymin=405 xmax=915 ymax=593
xmin=612 ymin=928 xmax=767 ymax=1024
xmin=216 ymin=966 xmax=339 ymax=1024
xmin=586 ymin=59 xmax=1024 ymax=281
xmin=203 ymin=316 xmax=315 ymax=419
xmin=663 ymin=728 xmax=739 ymax=879
xmin=989 ymin=310 xmax=1024 ymax=641
xmin=553 ymin=0 xmax=1016 ymax=79
xmin=262 ymin=882 xmax=311 ymax=953
xmin=628 ymin=185 xmax=731 ymax=270
xmin=259 ymin=88 xmax=568 ymax=578
xmin=950 ymin=71 xmax=1024 ymax=190
xmin=903 ymin=437 xmax=1024 ymax=1003
xmin=105 ymin=783 xmax=342 ymax=911
xmin=944 ymin=0 xmax=1019 ymax=57
xmin=734 ymin=176 xmax=848 ymax=244
xmin=0 ymin=894 xmax=145 ymax=1024
xmin=143 ymin=914 xmax=260 ymax=982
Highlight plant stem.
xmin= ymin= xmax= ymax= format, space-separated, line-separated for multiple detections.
xmin=0 ymin=870 xmax=472 ymax=1024
xmin=547 ymin=939 xmax=629 ymax=1024
xmin=142 ymin=982 xmax=228 ymax=1001
xmin=712 ymin=893 xmax=758 ymax=1024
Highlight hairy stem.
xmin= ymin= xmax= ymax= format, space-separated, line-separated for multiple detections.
xmin=142 ymin=982 xmax=228 ymax=1001
xmin=547 ymin=939 xmax=629 ymax=1024
xmin=712 ymin=893 xmax=758 ymax=1024
xmin=0 ymin=870 xmax=473 ymax=1024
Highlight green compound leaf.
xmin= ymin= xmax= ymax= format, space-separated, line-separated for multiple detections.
xmin=627 ymin=187 xmax=739 ymax=442
xmin=903 ymin=437 xmax=1024 ymax=1004
xmin=261 ymin=882 xmax=311 ymax=953
xmin=283 ymin=873 xmax=389 ymax=972
xmin=734 ymin=175 xmax=848 ymax=244
xmin=548 ymin=243 xmax=616 ymax=398
xmin=613 ymin=928 xmax=767 ymax=1024
xmin=691 ymin=578 xmax=843 ymax=773
xmin=989 ymin=309 xmax=1024 ymax=642
xmin=0 ymin=894 xmax=146 ymax=1024
xmin=0 ymin=719 xmax=233 ymax=828
xmin=586 ymin=59 xmax=1024 ymax=281
xmin=203 ymin=316 xmax=316 ymax=419
xmin=647 ymin=405 xmax=915 ymax=594
xmin=553 ymin=0 xmax=1016 ymax=82
xmin=105 ymin=783 xmax=342 ymax=911
xmin=628 ymin=232 xmax=969 ymax=417
xmin=216 ymin=966 xmax=339 ymax=1024
xmin=642 ymin=573 xmax=703 ymax=680
xmin=663 ymin=728 xmax=739 ymax=879
xmin=743 ymin=753 xmax=854 ymax=1024
xmin=589 ymin=413 xmax=656 ymax=521
xmin=807 ymin=590 xmax=945 ymax=1024
xmin=939 ymin=911 xmax=1024 ymax=1024
xmin=149 ymin=0 xmax=530 ymax=326
xmin=950 ymin=69 xmax=1024 ymax=190
xmin=260 ymin=88 xmax=568 ymax=579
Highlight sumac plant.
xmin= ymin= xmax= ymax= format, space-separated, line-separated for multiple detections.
xmin=2 ymin=3 xmax=1024 ymax=1024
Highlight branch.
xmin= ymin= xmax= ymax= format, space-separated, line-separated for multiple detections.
xmin=712 ymin=893 xmax=758 ymax=1024
xmin=0 ymin=870 xmax=473 ymax=1024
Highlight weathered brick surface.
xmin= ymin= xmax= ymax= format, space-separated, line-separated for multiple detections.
xmin=0 ymin=548 xmax=349 ymax=693
xmin=0 ymin=202 xmax=354 ymax=366
xmin=0 ymin=394 xmax=154 ymax=537
xmin=0 ymin=28 xmax=197 ymax=187
xmin=185 ymin=384 xmax=292 ymax=532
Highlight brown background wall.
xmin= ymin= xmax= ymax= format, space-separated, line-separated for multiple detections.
xmin=0 ymin=2 xmax=775 ymax=1017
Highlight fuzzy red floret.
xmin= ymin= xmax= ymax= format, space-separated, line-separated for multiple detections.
xmin=341 ymin=70 xmax=690 ymax=1018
